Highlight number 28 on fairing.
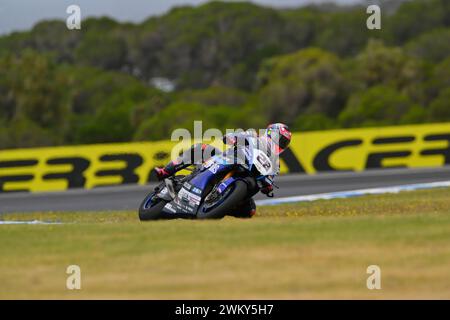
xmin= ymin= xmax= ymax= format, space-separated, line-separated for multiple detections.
xmin=253 ymin=149 xmax=273 ymax=176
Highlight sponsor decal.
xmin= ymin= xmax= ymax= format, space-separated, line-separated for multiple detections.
xmin=191 ymin=187 xmax=202 ymax=195
xmin=163 ymin=203 xmax=177 ymax=213
xmin=178 ymin=188 xmax=201 ymax=206
xmin=207 ymin=163 xmax=220 ymax=174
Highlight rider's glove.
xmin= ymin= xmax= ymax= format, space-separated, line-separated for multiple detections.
xmin=260 ymin=184 xmax=273 ymax=195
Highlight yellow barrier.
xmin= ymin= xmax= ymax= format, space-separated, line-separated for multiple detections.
xmin=0 ymin=123 xmax=449 ymax=193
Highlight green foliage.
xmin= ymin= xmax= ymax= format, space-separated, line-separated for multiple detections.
xmin=279 ymin=8 xmax=320 ymax=52
xmin=65 ymin=66 xmax=170 ymax=144
xmin=351 ymin=40 xmax=425 ymax=90
xmin=0 ymin=51 xmax=71 ymax=146
xmin=75 ymin=33 xmax=127 ymax=70
xmin=135 ymin=102 xmax=218 ymax=141
xmin=292 ymin=113 xmax=336 ymax=132
xmin=20 ymin=20 xmax=80 ymax=63
xmin=339 ymin=85 xmax=424 ymax=127
xmin=258 ymin=48 xmax=348 ymax=124
xmin=175 ymin=86 xmax=249 ymax=107
xmin=428 ymin=88 xmax=450 ymax=121
xmin=0 ymin=0 xmax=449 ymax=149
xmin=0 ymin=117 xmax=56 ymax=149
xmin=72 ymin=105 xmax=134 ymax=144
xmin=385 ymin=0 xmax=448 ymax=44
xmin=406 ymin=28 xmax=450 ymax=63
xmin=1 ymin=0 xmax=447 ymax=89
xmin=133 ymin=100 xmax=265 ymax=141
xmin=314 ymin=9 xmax=370 ymax=56
xmin=0 ymin=51 xmax=172 ymax=148
xmin=422 ymin=57 xmax=450 ymax=104
xmin=134 ymin=1 xmax=288 ymax=90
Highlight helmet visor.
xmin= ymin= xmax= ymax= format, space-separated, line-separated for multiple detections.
xmin=270 ymin=130 xmax=290 ymax=154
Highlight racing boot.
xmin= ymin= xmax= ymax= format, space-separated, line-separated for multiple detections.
xmin=151 ymin=160 xmax=186 ymax=181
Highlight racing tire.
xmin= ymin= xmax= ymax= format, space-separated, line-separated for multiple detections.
xmin=197 ymin=180 xmax=248 ymax=220
xmin=138 ymin=192 xmax=168 ymax=221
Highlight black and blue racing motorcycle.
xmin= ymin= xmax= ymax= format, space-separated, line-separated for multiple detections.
xmin=138 ymin=136 xmax=277 ymax=220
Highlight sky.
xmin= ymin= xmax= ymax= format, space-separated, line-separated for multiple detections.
xmin=0 ymin=0 xmax=363 ymax=35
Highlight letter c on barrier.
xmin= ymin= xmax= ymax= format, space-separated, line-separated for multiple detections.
xmin=313 ymin=140 xmax=363 ymax=172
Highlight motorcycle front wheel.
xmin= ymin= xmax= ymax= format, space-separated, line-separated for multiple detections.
xmin=138 ymin=191 xmax=168 ymax=221
xmin=197 ymin=180 xmax=248 ymax=219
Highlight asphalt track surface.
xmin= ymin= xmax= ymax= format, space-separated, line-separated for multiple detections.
xmin=1 ymin=166 xmax=450 ymax=213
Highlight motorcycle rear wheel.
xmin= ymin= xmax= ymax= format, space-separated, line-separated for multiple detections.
xmin=197 ymin=180 xmax=248 ymax=219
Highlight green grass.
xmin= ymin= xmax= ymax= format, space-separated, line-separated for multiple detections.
xmin=1 ymin=188 xmax=450 ymax=299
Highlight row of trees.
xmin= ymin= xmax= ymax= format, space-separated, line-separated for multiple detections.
xmin=0 ymin=0 xmax=449 ymax=148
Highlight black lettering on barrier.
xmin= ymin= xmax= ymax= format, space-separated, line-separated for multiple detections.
xmin=280 ymin=148 xmax=306 ymax=173
xmin=0 ymin=159 xmax=38 ymax=193
xmin=366 ymin=136 xmax=415 ymax=169
xmin=313 ymin=140 xmax=363 ymax=172
xmin=372 ymin=136 xmax=415 ymax=144
xmin=420 ymin=134 xmax=450 ymax=165
xmin=94 ymin=153 xmax=143 ymax=187
xmin=42 ymin=157 xmax=90 ymax=189
xmin=366 ymin=151 xmax=411 ymax=169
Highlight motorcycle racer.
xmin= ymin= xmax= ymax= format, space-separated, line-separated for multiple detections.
xmin=151 ymin=123 xmax=292 ymax=217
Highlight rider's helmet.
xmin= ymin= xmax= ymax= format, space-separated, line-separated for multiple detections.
xmin=264 ymin=123 xmax=292 ymax=155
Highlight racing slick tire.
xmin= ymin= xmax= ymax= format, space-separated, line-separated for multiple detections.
xmin=197 ymin=180 xmax=248 ymax=220
xmin=138 ymin=192 xmax=168 ymax=221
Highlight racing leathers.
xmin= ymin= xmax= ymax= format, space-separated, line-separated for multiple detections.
xmin=152 ymin=131 xmax=278 ymax=217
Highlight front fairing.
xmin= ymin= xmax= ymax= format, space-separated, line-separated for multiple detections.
xmin=160 ymin=155 xmax=235 ymax=216
xmin=244 ymin=137 xmax=278 ymax=176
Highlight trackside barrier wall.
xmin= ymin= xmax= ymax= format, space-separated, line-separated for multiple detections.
xmin=0 ymin=123 xmax=449 ymax=193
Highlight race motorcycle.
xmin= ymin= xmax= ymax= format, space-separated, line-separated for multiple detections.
xmin=138 ymin=136 xmax=277 ymax=220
